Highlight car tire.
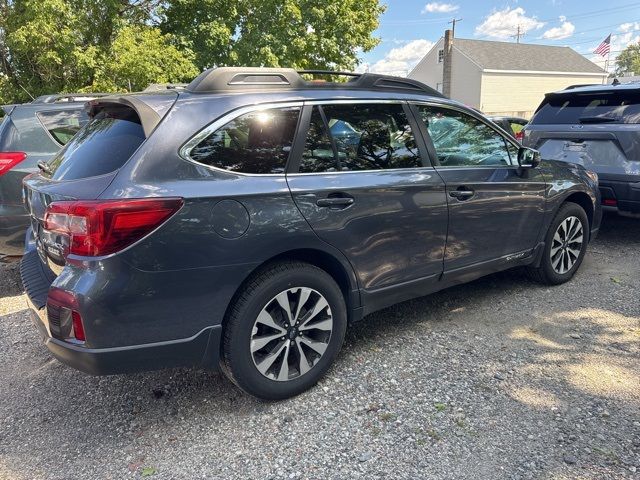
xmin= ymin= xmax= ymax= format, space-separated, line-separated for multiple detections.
xmin=221 ymin=261 xmax=347 ymax=400
xmin=527 ymin=202 xmax=589 ymax=285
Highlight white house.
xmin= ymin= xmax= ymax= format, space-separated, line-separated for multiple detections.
xmin=409 ymin=34 xmax=608 ymax=118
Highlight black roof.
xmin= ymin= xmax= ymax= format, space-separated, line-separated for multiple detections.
xmin=186 ymin=67 xmax=444 ymax=97
xmin=553 ymin=82 xmax=640 ymax=95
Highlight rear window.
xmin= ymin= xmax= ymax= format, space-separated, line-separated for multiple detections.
xmin=36 ymin=109 xmax=90 ymax=145
xmin=532 ymin=91 xmax=640 ymax=124
xmin=45 ymin=106 xmax=145 ymax=181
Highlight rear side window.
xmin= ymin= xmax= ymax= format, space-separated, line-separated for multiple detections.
xmin=46 ymin=106 xmax=145 ymax=181
xmin=300 ymin=103 xmax=422 ymax=173
xmin=36 ymin=109 xmax=90 ymax=145
xmin=188 ymin=107 xmax=301 ymax=174
xmin=532 ymin=91 xmax=640 ymax=124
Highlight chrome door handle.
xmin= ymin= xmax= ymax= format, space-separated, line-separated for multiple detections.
xmin=449 ymin=189 xmax=475 ymax=200
xmin=316 ymin=197 xmax=354 ymax=208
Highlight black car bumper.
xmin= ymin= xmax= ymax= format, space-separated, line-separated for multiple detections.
xmin=21 ymin=250 xmax=222 ymax=375
xmin=598 ymin=174 xmax=640 ymax=214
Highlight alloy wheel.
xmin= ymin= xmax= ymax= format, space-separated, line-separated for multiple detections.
xmin=250 ymin=287 xmax=333 ymax=381
xmin=550 ymin=215 xmax=584 ymax=274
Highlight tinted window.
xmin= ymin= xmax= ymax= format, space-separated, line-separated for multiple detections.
xmin=417 ymin=106 xmax=514 ymax=167
xmin=532 ymin=91 xmax=640 ymax=124
xmin=302 ymin=104 xmax=421 ymax=172
xmin=189 ymin=107 xmax=300 ymax=174
xmin=46 ymin=106 xmax=145 ymax=181
xmin=36 ymin=109 xmax=90 ymax=145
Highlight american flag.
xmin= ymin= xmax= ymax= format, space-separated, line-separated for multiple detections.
xmin=594 ymin=34 xmax=611 ymax=57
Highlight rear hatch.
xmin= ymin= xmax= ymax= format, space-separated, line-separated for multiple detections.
xmin=524 ymin=88 xmax=640 ymax=178
xmin=23 ymin=93 xmax=177 ymax=272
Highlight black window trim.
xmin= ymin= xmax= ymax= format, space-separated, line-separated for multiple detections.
xmin=179 ymin=101 xmax=305 ymax=177
xmin=286 ymin=99 xmax=436 ymax=175
xmin=409 ymin=101 xmax=522 ymax=169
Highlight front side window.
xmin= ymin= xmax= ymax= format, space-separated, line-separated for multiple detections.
xmin=189 ymin=107 xmax=301 ymax=174
xmin=300 ymin=103 xmax=422 ymax=173
xmin=416 ymin=105 xmax=514 ymax=167
xmin=37 ymin=109 xmax=90 ymax=145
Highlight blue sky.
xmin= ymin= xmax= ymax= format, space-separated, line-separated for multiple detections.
xmin=358 ymin=1 xmax=640 ymax=75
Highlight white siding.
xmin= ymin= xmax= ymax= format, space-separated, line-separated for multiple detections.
xmin=450 ymin=48 xmax=482 ymax=108
xmin=408 ymin=38 xmax=444 ymax=91
xmin=480 ymin=72 xmax=608 ymax=118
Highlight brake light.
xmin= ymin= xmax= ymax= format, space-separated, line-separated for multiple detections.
xmin=46 ymin=287 xmax=85 ymax=342
xmin=44 ymin=198 xmax=183 ymax=257
xmin=515 ymin=131 xmax=524 ymax=142
xmin=0 ymin=152 xmax=27 ymax=176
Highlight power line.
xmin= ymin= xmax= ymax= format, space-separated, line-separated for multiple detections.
xmin=511 ymin=25 xmax=526 ymax=43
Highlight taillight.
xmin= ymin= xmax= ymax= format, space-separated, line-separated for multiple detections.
xmin=515 ymin=131 xmax=524 ymax=142
xmin=44 ymin=198 xmax=183 ymax=257
xmin=0 ymin=152 xmax=27 ymax=176
xmin=603 ymin=198 xmax=617 ymax=207
xmin=46 ymin=287 xmax=85 ymax=342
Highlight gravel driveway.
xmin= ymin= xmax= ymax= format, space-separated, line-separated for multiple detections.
xmin=0 ymin=214 xmax=638 ymax=480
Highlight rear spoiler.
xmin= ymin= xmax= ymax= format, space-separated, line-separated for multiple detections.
xmin=86 ymin=92 xmax=179 ymax=137
xmin=1 ymin=104 xmax=18 ymax=116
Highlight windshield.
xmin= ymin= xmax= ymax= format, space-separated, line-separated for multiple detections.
xmin=532 ymin=91 xmax=640 ymax=124
xmin=45 ymin=106 xmax=145 ymax=181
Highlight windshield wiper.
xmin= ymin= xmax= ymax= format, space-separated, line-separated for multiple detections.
xmin=578 ymin=116 xmax=618 ymax=124
xmin=37 ymin=161 xmax=52 ymax=174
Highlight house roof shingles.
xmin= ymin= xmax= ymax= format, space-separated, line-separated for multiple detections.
xmin=453 ymin=38 xmax=606 ymax=74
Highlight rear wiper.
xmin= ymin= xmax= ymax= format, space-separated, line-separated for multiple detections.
xmin=37 ymin=161 xmax=52 ymax=174
xmin=578 ymin=116 xmax=618 ymax=124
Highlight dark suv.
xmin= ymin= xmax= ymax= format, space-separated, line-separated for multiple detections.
xmin=0 ymin=93 xmax=106 ymax=257
xmin=524 ymin=83 xmax=640 ymax=216
xmin=21 ymin=68 xmax=601 ymax=400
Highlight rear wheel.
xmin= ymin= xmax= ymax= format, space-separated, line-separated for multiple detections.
xmin=221 ymin=261 xmax=347 ymax=400
xmin=527 ymin=202 xmax=589 ymax=285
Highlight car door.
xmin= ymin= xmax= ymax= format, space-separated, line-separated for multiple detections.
xmin=410 ymin=103 xmax=546 ymax=274
xmin=286 ymin=101 xmax=448 ymax=298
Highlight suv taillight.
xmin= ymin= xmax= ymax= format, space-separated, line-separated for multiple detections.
xmin=44 ymin=198 xmax=184 ymax=257
xmin=0 ymin=152 xmax=27 ymax=176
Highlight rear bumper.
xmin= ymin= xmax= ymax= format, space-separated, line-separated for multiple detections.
xmin=0 ymin=203 xmax=29 ymax=256
xmin=598 ymin=174 xmax=640 ymax=214
xmin=21 ymin=250 xmax=222 ymax=375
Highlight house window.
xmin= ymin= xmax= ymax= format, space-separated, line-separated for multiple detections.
xmin=438 ymin=49 xmax=444 ymax=63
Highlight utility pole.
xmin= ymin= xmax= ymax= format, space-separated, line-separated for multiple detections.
xmin=448 ymin=17 xmax=462 ymax=38
xmin=511 ymin=24 xmax=525 ymax=43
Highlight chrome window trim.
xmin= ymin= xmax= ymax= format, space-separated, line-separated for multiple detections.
xmin=178 ymin=101 xmax=304 ymax=177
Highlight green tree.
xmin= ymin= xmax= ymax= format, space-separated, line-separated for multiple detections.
xmin=615 ymin=42 xmax=640 ymax=76
xmin=161 ymin=0 xmax=385 ymax=70
xmin=0 ymin=0 xmax=196 ymax=103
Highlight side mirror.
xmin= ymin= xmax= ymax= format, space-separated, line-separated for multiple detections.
xmin=518 ymin=147 xmax=541 ymax=168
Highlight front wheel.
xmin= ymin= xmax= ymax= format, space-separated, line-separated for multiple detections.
xmin=527 ymin=202 xmax=589 ymax=285
xmin=221 ymin=261 xmax=347 ymax=400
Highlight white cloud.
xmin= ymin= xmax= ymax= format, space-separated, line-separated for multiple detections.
xmin=475 ymin=7 xmax=545 ymax=40
xmin=360 ymin=39 xmax=435 ymax=76
xmin=422 ymin=2 xmax=459 ymax=14
xmin=541 ymin=16 xmax=575 ymax=40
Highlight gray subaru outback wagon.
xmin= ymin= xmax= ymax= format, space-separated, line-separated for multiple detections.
xmin=21 ymin=68 xmax=601 ymax=399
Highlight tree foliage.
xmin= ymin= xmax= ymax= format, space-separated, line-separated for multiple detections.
xmin=0 ymin=0 xmax=384 ymax=104
xmin=160 ymin=0 xmax=384 ymax=71
xmin=615 ymin=42 xmax=640 ymax=77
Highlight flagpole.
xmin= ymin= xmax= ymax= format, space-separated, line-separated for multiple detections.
xmin=604 ymin=50 xmax=610 ymax=84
